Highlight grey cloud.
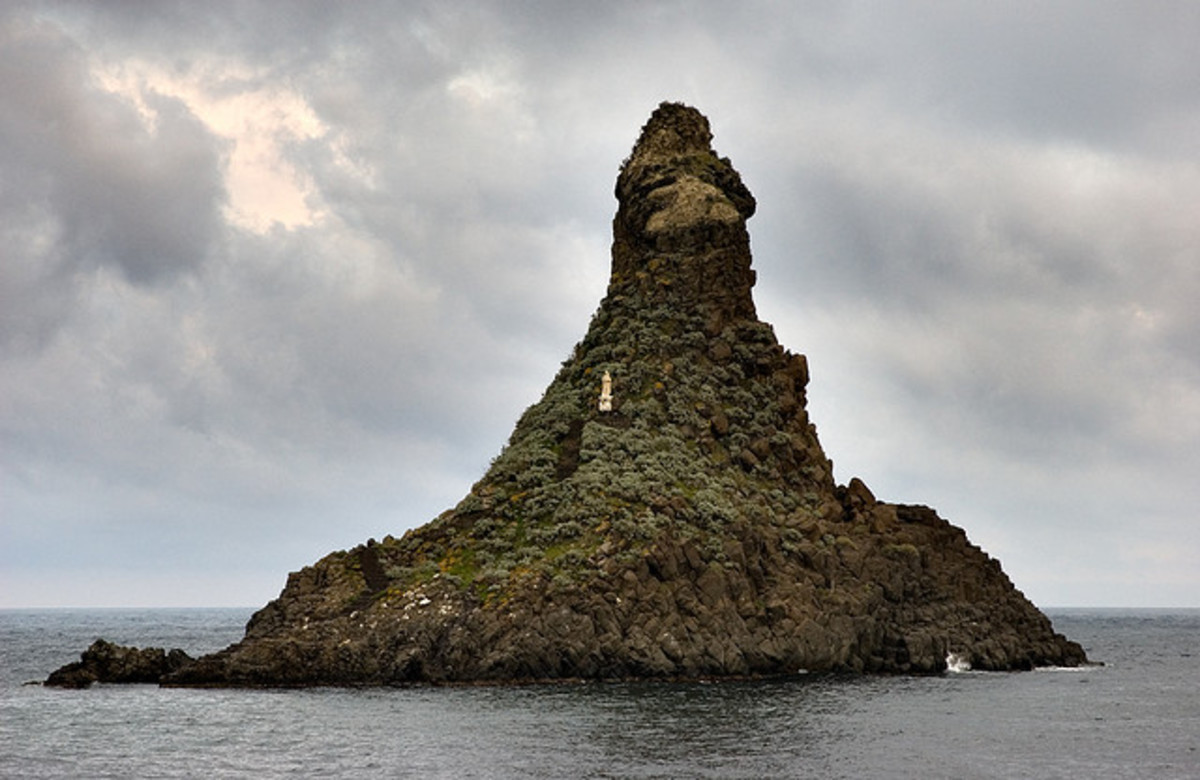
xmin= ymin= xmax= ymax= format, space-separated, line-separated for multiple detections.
xmin=56 ymin=91 xmax=226 ymax=284
xmin=821 ymin=3 xmax=1200 ymax=152
xmin=3 ymin=1 xmax=1198 ymax=607
xmin=0 ymin=17 xmax=226 ymax=286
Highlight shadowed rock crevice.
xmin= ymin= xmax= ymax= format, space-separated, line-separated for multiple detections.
xmin=46 ymin=102 xmax=1087 ymax=688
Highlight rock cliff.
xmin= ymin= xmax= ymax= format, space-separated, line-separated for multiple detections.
xmin=49 ymin=103 xmax=1087 ymax=688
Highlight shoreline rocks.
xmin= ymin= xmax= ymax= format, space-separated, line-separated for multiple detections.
xmin=45 ymin=639 xmax=193 ymax=688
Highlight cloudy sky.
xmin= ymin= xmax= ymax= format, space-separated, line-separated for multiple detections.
xmin=3 ymin=1 xmax=1197 ymax=609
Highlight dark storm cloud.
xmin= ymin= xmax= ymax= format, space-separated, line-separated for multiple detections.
xmin=2 ymin=1 xmax=1197 ymax=606
xmin=0 ymin=15 xmax=225 ymax=287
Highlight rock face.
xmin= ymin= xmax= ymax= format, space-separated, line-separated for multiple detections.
xmin=49 ymin=103 xmax=1087 ymax=688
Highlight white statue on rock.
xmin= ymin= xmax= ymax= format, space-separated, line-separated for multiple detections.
xmin=599 ymin=371 xmax=613 ymax=412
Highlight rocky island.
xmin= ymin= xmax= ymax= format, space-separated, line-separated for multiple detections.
xmin=47 ymin=103 xmax=1087 ymax=688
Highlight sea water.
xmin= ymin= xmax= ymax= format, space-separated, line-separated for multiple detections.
xmin=1 ymin=608 xmax=1196 ymax=778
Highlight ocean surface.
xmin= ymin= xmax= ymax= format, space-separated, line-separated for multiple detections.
xmin=1 ymin=608 xmax=1196 ymax=778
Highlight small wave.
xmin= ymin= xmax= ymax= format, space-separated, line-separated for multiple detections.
xmin=945 ymin=652 xmax=972 ymax=673
xmin=1033 ymin=664 xmax=1102 ymax=673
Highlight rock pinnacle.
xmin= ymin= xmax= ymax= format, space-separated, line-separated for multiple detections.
xmin=47 ymin=103 xmax=1089 ymax=688
xmin=609 ymin=102 xmax=758 ymax=328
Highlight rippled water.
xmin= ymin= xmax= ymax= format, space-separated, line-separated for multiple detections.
xmin=2 ymin=608 xmax=1197 ymax=778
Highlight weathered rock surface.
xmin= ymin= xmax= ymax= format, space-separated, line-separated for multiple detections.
xmin=49 ymin=103 xmax=1087 ymax=688
xmin=44 ymin=639 xmax=193 ymax=688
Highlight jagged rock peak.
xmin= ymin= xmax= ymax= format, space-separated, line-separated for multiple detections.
xmin=623 ymin=101 xmax=723 ymax=165
xmin=609 ymin=102 xmax=758 ymax=326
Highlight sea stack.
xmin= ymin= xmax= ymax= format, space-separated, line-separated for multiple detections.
xmin=52 ymin=103 xmax=1088 ymax=687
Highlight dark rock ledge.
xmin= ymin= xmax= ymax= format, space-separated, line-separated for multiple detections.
xmin=45 ymin=639 xmax=193 ymax=688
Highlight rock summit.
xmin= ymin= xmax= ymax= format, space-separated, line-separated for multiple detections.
xmin=49 ymin=103 xmax=1087 ymax=687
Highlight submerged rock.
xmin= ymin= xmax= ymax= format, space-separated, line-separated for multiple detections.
xmin=49 ymin=103 xmax=1087 ymax=688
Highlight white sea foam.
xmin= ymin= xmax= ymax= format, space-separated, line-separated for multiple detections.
xmin=945 ymin=652 xmax=972 ymax=673
xmin=1034 ymin=664 xmax=1102 ymax=673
